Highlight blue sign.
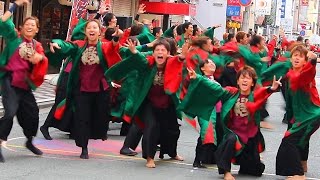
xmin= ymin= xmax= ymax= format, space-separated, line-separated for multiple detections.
xmin=280 ymin=0 xmax=286 ymax=19
xmin=226 ymin=6 xmax=241 ymax=17
xmin=300 ymin=30 xmax=305 ymax=36
xmin=239 ymin=0 xmax=252 ymax=6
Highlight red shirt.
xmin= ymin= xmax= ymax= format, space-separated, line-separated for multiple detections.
xmin=79 ymin=45 xmax=109 ymax=92
xmin=228 ymin=94 xmax=258 ymax=144
xmin=5 ymin=39 xmax=34 ymax=90
xmin=147 ymin=69 xmax=171 ymax=108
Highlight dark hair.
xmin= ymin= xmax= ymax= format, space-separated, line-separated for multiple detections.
xmin=182 ymin=22 xmax=193 ymax=33
xmin=153 ymin=39 xmax=171 ymax=52
xmin=250 ymin=35 xmax=263 ymax=46
xmin=103 ymin=13 xmax=115 ymax=26
xmin=236 ymin=31 xmax=246 ymax=43
xmin=297 ymin=36 xmax=303 ymax=42
xmin=165 ymin=37 xmax=177 ymax=55
xmin=128 ymin=36 xmax=140 ymax=46
xmin=192 ymin=25 xmax=198 ymax=36
xmin=129 ymin=24 xmax=143 ymax=36
xmin=176 ymin=24 xmax=183 ymax=36
xmin=291 ymin=45 xmax=308 ymax=61
xmin=104 ymin=27 xmax=115 ymax=41
xmin=191 ymin=36 xmax=210 ymax=49
xmin=236 ymin=66 xmax=257 ymax=90
xmin=227 ymin=33 xmax=235 ymax=43
xmin=152 ymin=27 xmax=162 ymax=37
xmin=304 ymin=38 xmax=309 ymax=43
xmin=199 ymin=59 xmax=211 ymax=75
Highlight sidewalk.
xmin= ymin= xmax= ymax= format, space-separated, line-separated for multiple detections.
xmin=0 ymin=74 xmax=58 ymax=114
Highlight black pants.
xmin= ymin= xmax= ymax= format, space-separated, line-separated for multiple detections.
xmin=123 ymin=122 xmax=143 ymax=150
xmin=141 ymin=102 xmax=179 ymax=159
xmin=215 ymin=133 xmax=265 ymax=176
xmin=42 ymin=72 xmax=73 ymax=132
xmin=74 ymin=91 xmax=110 ymax=148
xmin=276 ymin=120 xmax=320 ymax=176
xmin=0 ymin=76 xmax=39 ymax=140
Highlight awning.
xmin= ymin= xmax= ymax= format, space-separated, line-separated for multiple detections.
xmin=139 ymin=0 xmax=196 ymax=16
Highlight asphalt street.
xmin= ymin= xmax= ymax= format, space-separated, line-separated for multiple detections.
xmin=1 ymin=69 xmax=320 ymax=180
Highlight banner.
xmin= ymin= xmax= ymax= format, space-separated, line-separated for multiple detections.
xmin=66 ymin=0 xmax=89 ymax=41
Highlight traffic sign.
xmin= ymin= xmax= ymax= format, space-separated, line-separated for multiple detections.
xmin=239 ymin=0 xmax=252 ymax=6
xmin=300 ymin=30 xmax=306 ymax=36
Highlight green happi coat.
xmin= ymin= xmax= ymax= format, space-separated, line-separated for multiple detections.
xmin=105 ymin=52 xmax=183 ymax=123
xmin=179 ymin=75 xmax=274 ymax=155
xmin=262 ymin=60 xmax=320 ymax=148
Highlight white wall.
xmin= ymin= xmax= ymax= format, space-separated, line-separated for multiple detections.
xmin=194 ymin=0 xmax=227 ymax=40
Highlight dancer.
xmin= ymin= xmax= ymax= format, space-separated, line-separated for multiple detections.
xmin=0 ymin=0 xmax=48 ymax=162
xmin=180 ymin=66 xmax=281 ymax=180
xmin=106 ymin=39 xmax=187 ymax=168
xmin=49 ymin=19 xmax=121 ymax=159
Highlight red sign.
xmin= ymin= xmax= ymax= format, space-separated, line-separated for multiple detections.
xmin=301 ymin=0 xmax=309 ymax=6
xmin=231 ymin=15 xmax=243 ymax=22
xmin=227 ymin=0 xmax=240 ymax=6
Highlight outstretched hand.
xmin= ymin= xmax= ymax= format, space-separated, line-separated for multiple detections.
xmin=98 ymin=1 xmax=111 ymax=15
xmin=126 ymin=39 xmax=138 ymax=54
xmin=187 ymin=67 xmax=197 ymax=79
xmin=271 ymin=75 xmax=282 ymax=91
xmin=137 ymin=4 xmax=146 ymax=14
xmin=49 ymin=42 xmax=61 ymax=53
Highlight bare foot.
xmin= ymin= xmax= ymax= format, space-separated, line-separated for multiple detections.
xmin=286 ymin=175 xmax=306 ymax=180
xmin=301 ymin=161 xmax=307 ymax=172
xmin=224 ymin=172 xmax=235 ymax=180
xmin=172 ymin=155 xmax=184 ymax=161
xmin=260 ymin=121 xmax=274 ymax=129
xmin=146 ymin=157 xmax=155 ymax=168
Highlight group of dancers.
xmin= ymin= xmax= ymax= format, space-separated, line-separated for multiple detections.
xmin=0 ymin=1 xmax=319 ymax=180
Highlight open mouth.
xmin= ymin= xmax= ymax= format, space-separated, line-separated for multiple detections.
xmin=157 ymin=56 xmax=164 ymax=60
xmin=26 ymin=29 xmax=33 ymax=32
xmin=242 ymin=83 xmax=248 ymax=87
xmin=89 ymin=32 xmax=96 ymax=37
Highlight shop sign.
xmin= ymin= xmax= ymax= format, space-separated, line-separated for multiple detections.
xmin=226 ymin=6 xmax=241 ymax=17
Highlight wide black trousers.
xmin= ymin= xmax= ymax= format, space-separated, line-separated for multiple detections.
xmin=215 ymin=132 xmax=265 ymax=176
xmin=73 ymin=90 xmax=110 ymax=148
xmin=0 ymin=76 xmax=39 ymax=141
xmin=141 ymin=102 xmax=180 ymax=159
xmin=276 ymin=119 xmax=320 ymax=176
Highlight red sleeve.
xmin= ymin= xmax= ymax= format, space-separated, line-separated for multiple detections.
xmin=164 ymin=56 xmax=184 ymax=94
xmin=246 ymin=87 xmax=272 ymax=116
xmin=30 ymin=42 xmax=49 ymax=87
xmin=120 ymin=29 xmax=131 ymax=46
xmin=288 ymin=61 xmax=316 ymax=91
xmin=267 ymin=39 xmax=276 ymax=57
xmin=102 ymin=42 xmax=122 ymax=68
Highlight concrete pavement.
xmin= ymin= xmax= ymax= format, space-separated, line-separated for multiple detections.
xmin=0 ymin=72 xmax=320 ymax=179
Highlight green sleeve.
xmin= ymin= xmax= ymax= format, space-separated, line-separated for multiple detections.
xmin=105 ymin=52 xmax=148 ymax=81
xmin=47 ymin=40 xmax=79 ymax=67
xmin=178 ymin=74 xmax=232 ymax=120
xmin=136 ymin=25 xmax=156 ymax=45
xmin=120 ymin=45 xmax=152 ymax=59
xmin=70 ymin=18 xmax=87 ymax=41
xmin=203 ymin=27 xmax=215 ymax=41
xmin=209 ymin=54 xmax=225 ymax=68
xmin=0 ymin=18 xmax=18 ymax=41
xmin=163 ymin=26 xmax=175 ymax=38
xmin=238 ymin=45 xmax=262 ymax=72
xmin=261 ymin=60 xmax=291 ymax=84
